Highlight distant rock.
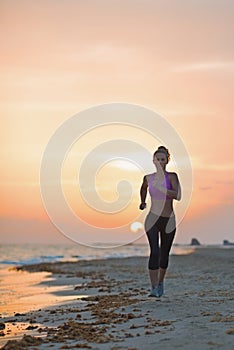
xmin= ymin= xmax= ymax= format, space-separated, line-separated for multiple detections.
xmin=223 ymin=240 xmax=234 ymax=246
xmin=190 ymin=238 xmax=201 ymax=246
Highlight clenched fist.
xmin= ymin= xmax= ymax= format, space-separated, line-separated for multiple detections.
xmin=139 ymin=203 xmax=147 ymax=210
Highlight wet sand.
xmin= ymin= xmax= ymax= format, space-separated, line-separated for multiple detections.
xmin=0 ymin=247 xmax=234 ymax=349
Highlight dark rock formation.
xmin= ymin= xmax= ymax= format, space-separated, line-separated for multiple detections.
xmin=223 ymin=240 xmax=234 ymax=246
xmin=190 ymin=238 xmax=201 ymax=246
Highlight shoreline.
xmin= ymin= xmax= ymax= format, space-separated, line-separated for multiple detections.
xmin=0 ymin=244 xmax=232 ymax=269
xmin=0 ymin=248 xmax=234 ymax=349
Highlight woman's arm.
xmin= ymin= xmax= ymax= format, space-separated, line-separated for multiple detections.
xmin=139 ymin=175 xmax=148 ymax=209
xmin=168 ymin=173 xmax=181 ymax=200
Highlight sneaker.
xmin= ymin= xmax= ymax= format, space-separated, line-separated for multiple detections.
xmin=157 ymin=282 xmax=164 ymax=297
xmin=148 ymin=286 xmax=159 ymax=297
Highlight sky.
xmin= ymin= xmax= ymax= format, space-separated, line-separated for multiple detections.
xmin=1 ymin=0 xmax=234 ymax=246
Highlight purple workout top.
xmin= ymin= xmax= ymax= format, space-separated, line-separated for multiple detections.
xmin=148 ymin=172 xmax=172 ymax=200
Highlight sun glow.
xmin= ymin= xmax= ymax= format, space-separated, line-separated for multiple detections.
xmin=130 ymin=221 xmax=143 ymax=233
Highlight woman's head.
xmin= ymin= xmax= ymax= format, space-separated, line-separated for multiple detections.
xmin=153 ymin=146 xmax=170 ymax=168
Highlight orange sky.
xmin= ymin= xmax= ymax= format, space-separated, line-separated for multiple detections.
xmin=1 ymin=0 xmax=234 ymax=245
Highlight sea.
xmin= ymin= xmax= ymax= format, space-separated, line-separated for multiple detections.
xmin=0 ymin=243 xmax=231 ymax=268
xmin=0 ymin=243 xmax=151 ymax=268
xmin=0 ymin=242 xmax=202 ymax=269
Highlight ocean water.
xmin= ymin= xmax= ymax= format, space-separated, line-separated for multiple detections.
xmin=0 ymin=243 xmax=151 ymax=268
xmin=0 ymin=243 xmax=201 ymax=269
xmin=0 ymin=243 xmax=231 ymax=269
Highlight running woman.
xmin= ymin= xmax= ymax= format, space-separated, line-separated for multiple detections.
xmin=139 ymin=146 xmax=181 ymax=297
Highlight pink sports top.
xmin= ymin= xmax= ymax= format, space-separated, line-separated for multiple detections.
xmin=148 ymin=172 xmax=172 ymax=200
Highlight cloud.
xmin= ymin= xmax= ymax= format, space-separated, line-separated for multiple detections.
xmin=110 ymin=159 xmax=141 ymax=171
xmin=192 ymin=158 xmax=234 ymax=171
xmin=174 ymin=62 xmax=234 ymax=73
xmin=0 ymin=181 xmax=39 ymax=187
xmin=60 ymin=44 xmax=138 ymax=65
xmin=199 ymin=186 xmax=212 ymax=191
xmin=216 ymin=180 xmax=234 ymax=185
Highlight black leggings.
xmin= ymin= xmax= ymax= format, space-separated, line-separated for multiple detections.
xmin=145 ymin=212 xmax=176 ymax=270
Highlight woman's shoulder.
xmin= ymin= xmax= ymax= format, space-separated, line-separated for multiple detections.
xmin=167 ymin=172 xmax=179 ymax=180
xmin=145 ymin=173 xmax=155 ymax=181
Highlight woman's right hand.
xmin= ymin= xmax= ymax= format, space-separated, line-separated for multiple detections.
xmin=139 ymin=203 xmax=147 ymax=210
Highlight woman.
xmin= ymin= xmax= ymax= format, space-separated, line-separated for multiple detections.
xmin=139 ymin=146 xmax=181 ymax=297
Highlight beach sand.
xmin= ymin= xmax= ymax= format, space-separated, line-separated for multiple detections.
xmin=0 ymin=247 xmax=233 ymax=349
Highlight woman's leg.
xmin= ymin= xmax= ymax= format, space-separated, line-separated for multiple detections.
xmin=159 ymin=216 xmax=176 ymax=282
xmin=145 ymin=213 xmax=160 ymax=289
xmin=149 ymin=269 xmax=159 ymax=289
xmin=158 ymin=267 xmax=167 ymax=283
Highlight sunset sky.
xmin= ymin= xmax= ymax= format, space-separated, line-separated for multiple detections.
xmin=1 ymin=0 xmax=234 ymax=245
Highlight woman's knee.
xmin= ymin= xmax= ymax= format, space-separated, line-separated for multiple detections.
xmin=159 ymin=251 xmax=170 ymax=269
xmin=148 ymin=250 xmax=160 ymax=269
xmin=159 ymin=258 xmax=169 ymax=269
xmin=149 ymin=258 xmax=159 ymax=270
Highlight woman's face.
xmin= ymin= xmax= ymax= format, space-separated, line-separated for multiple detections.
xmin=153 ymin=152 xmax=168 ymax=169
